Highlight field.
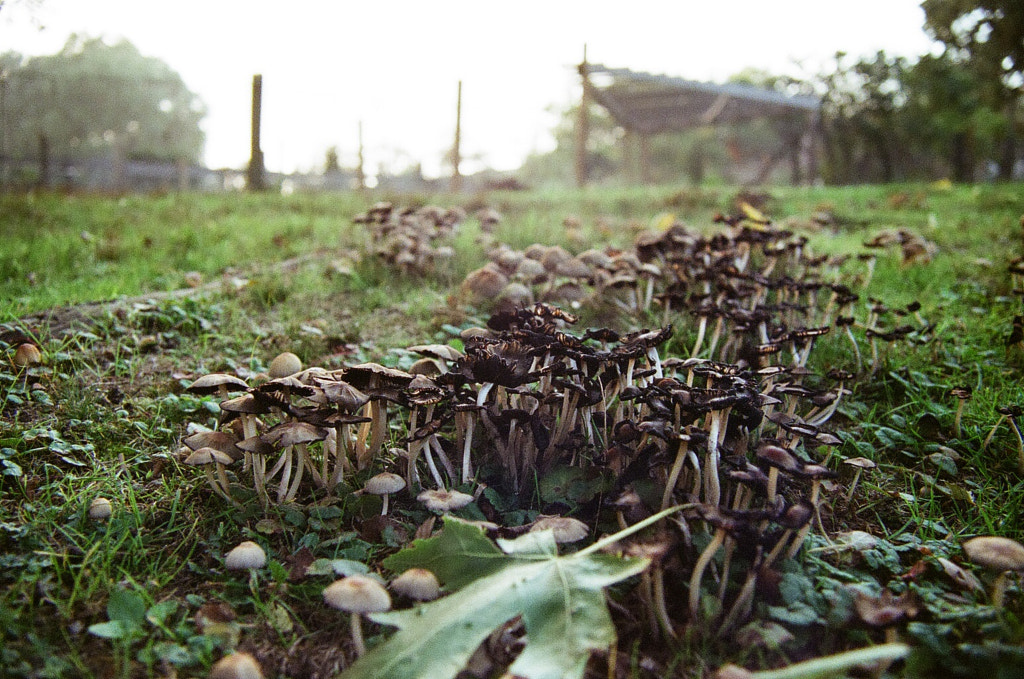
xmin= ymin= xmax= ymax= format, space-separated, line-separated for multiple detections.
xmin=2 ymin=182 xmax=1024 ymax=678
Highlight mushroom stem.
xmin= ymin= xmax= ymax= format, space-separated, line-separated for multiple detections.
xmin=690 ymin=316 xmax=708 ymax=358
xmin=349 ymin=611 xmax=367 ymax=657
xmin=954 ymin=400 xmax=965 ymax=439
xmin=461 ymin=416 xmax=476 ymax=485
xmin=991 ymin=571 xmax=1012 ymax=608
xmin=689 ymin=527 xmax=726 ymax=620
xmin=660 ymin=439 xmax=690 ymax=511
xmin=1008 ymin=416 xmax=1024 ymax=472
xmin=846 ymin=469 xmax=864 ymax=502
xmin=983 ymin=415 xmax=1007 ymax=450
xmin=651 ymin=566 xmax=677 ymax=640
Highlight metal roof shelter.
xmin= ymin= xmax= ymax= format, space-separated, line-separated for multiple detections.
xmin=575 ymin=61 xmax=822 ymax=186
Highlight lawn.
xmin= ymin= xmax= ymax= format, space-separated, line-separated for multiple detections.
xmin=2 ymin=182 xmax=1024 ymax=678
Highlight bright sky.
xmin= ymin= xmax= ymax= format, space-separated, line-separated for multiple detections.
xmin=1 ymin=0 xmax=936 ymax=177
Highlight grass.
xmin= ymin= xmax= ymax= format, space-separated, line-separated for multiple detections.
xmin=2 ymin=181 xmax=1024 ymax=677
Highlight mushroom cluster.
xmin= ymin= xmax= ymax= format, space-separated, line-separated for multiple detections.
xmin=355 ymin=202 xmax=464 ymax=276
xmin=457 ymin=216 xmax=931 ymax=380
xmin=182 ymin=299 xmax=853 ymax=636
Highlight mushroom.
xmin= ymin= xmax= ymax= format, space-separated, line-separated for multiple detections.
xmin=528 ymin=516 xmax=589 ymax=544
xmin=950 ymin=386 xmax=972 ymax=438
xmin=184 ymin=447 xmax=239 ymax=506
xmin=12 ymin=342 xmax=42 ymax=368
xmin=843 ymin=457 xmax=877 ymax=501
xmin=853 ymin=589 xmax=919 ymax=643
xmin=268 ymin=352 xmax=302 ymax=379
xmin=323 ymin=575 xmax=392 ymax=657
xmin=390 ymin=568 xmax=441 ymax=602
xmin=416 ymin=488 xmax=474 ymax=514
xmin=208 ymin=651 xmax=265 ymax=679
xmin=365 ymin=472 xmax=406 ymax=515
xmin=88 ymin=497 xmax=112 ymax=521
xmin=962 ymin=536 xmax=1024 ymax=607
xmin=187 ymin=373 xmax=249 ymax=401
xmin=224 ymin=541 xmax=267 ymax=571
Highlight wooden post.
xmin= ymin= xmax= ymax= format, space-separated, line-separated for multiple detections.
xmin=37 ymin=134 xmax=49 ymax=190
xmin=247 ymin=74 xmax=265 ymax=192
xmin=639 ymin=132 xmax=652 ymax=185
xmin=356 ymin=121 xmax=366 ymax=191
xmin=450 ymin=80 xmax=462 ymax=193
xmin=575 ymin=46 xmax=590 ymax=189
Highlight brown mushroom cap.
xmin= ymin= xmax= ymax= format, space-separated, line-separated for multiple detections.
xmin=12 ymin=343 xmax=42 ymax=367
xmin=323 ymin=575 xmax=392 ymax=613
xmin=963 ymin=536 xmax=1024 ymax=572
xmin=950 ymin=386 xmax=973 ymax=400
xmin=390 ymin=568 xmax=441 ymax=601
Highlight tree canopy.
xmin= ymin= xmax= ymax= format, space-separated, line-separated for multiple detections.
xmin=1 ymin=35 xmax=206 ymax=163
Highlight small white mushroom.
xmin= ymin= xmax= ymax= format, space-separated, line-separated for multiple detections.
xmin=365 ymin=472 xmax=406 ymax=515
xmin=963 ymin=536 xmax=1024 ymax=607
xmin=224 ymin=541 xmax=267 ymax=571
xmin=390 ymin=568 xmax=441 ymax=602
xmin=88 ymin=497 xmax=113 ymax=521
xmin=208 ymin=651 xmax=265 ymax=679
xmin=323 ymin=575 xmax=392 ymax=657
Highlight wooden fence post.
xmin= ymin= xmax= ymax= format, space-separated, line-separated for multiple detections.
xmin=247 ymin=74 xmax=265 ymax=192
xmin=575 ymin=45 xmax=590 ymax=189
xmin=451 ymin=80 xmax=462 ymax=193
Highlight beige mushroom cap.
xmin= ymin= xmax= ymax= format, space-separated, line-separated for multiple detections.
xmin=963 ymin=536 xmax=1024 ymax=572
xmin=365 ymin=472 xmax=407 ymax=496
xmin=843 ymin=457 xmax=877 ymax=470
xmin=391 ymin=568 xmax=441 ymax=601
xmin=529 ymin=516 xmax=589 ymax=544
xmin=184 ymin=447 xmax=235 ymax=467
xmin=268 ymin=352 xmax=303 ymax=379
xmin=225 ymin=541 xmax=267 ymax=570
xmin=88 ymin=497 xmax=113 ymax=521
xmin=208 ymin=651 xmax=265 ymax=679
xmin=416 ymin=488 xmax=474 ymax=513
xmin=323 ymin=575 xmax=392 ymax=613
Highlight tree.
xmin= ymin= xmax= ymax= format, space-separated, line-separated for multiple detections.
xmin=1 ymin=35 xmax=205 ymax=164
xmin=922 ymin=0 xmax=1024 ymax=178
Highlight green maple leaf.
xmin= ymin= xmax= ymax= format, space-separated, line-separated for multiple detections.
xmin=339 ymin=518 xmax=651 ymax=679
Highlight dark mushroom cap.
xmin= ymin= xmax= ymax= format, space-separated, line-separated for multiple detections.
xmin=950 ymin=386 xmax=973 ymax=400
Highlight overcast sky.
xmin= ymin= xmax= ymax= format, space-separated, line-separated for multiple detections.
xmin=1 ymin=0 xmax=937 ymax=176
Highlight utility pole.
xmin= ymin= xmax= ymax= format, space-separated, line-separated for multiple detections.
xmin=451 ymin=80 xmax=462 ymax=193
xmin=247 ymin=74 xmax=265 ymax=191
